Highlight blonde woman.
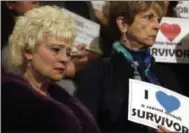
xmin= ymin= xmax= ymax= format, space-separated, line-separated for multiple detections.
xmin=2 ymin=6 xmax=100 ymax=132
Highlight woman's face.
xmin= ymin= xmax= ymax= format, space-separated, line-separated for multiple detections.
xmin=27 ymin=36 xmax=72 ymax=81
xmin=126 ymin=7 xmax=161 ymax=48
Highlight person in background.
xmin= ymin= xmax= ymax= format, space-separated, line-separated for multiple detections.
xmin=166 ymin=1 xmax=189 ymax=97
xmin=95 ymin=1 xmax=113 ymax=58
xmin=1 ymin=1 xmax=39 ymax=74
xmin=2 ymin=5 xmax=100 ymax=133
xmin=161 ymin=1 xmax=189 ymax=97
xmin=171 ymin=5 xmax=189 ymax=97
xmin=75 ymin=1 xmax=182 ymax=132
xmin=1 ymin=1 xmax=39 ymax=49
xmin=166 ymin=1 xmax=179 ymax=17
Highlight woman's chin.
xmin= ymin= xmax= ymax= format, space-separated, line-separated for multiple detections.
xmin=144 ymin=41 xmax=155 ymax=47
xmin=51 ymin=73 xmax=65 ymax=82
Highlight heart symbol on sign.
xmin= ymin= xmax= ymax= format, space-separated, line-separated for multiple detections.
xmin=160 ymin=23 xmax=181 ymax=42
xmin=156 ymin=91 xmax=180 ymax=113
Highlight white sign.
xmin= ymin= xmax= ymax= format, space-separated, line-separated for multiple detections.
xmin=61 ymin=8 xmax=102 ymax=54
xmin=91 ymin=1 xmax=106 ymax=12
xmin=175 ymin=1 xmax=189 ymax=18
xmin=151 ymin=17 xmax=189 ymax=64
xmin=128 ymin=79 xmax=189 ymax=133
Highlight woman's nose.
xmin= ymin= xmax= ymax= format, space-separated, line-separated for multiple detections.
xmin=152 ymin=18 xmax=161 ymax=30
xmin=58 ymin=51 xmax=71 ymax=63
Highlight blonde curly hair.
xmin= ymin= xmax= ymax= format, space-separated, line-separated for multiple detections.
xmin=8 ymin=5 xmax=75 ymax=73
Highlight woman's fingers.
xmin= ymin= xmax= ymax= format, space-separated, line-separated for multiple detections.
xmin=76 ymin=44 xmax=86 ymax=51
xmin=156 ymin=128 xmax=164 ymax=133
xmin=156 ymin=125 xmax=171 ymax=132
xmin=71 ymin=44 xmax=89 ymax=58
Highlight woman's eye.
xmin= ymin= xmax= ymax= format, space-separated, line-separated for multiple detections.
xmin=158 ymin=18 xmax=161 ymax=23
xmin=66 ymin=50 xmax=71 ymax=57
xmin=146 ymin=16 xmax=151 ymax=20
xmin=51 ymin=47 xmax=60 ymax=53
xmin=144 ymin=14 xmax=153 ymax=20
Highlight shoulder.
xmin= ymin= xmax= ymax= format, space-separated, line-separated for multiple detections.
xmin=2 ymin=74 xmax=32 ymax=97
xmin=2 ymin=74 xmax=74 ymax=117
xmin=2 ymin=75 xmax=83 ymax=132
xmin=47 ymin=83 xmax=100 ymax=132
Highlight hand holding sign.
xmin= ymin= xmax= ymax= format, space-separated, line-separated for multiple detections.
xmin=61 ymin=8 xmax=102 ymax=54
xmin=65 ymin=44 xmax=89 ymax=78
xmin=157 ymin=125 xmax=171 ymax=132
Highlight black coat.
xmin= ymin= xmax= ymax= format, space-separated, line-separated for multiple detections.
xmin=2 ymin=74 xmax=100 ymax=133
xmin=75 ymin=51 xmax=183 ymax=132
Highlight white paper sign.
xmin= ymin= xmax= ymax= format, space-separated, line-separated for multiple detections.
xmin=61 ymin=8 xmax=102 ymax=54
xmin=175 ymin=1 xmax=189 ymax=18
xmin=128 ymin=79 xmax=189 ymax=133
xmin=151 ymin=17 xmax=189 ymax=64
xmin=91 ymin=1 xmax=106 ymax=12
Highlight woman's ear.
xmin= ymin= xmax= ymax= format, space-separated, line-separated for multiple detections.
xmin=24 ymin=49 xmax=33 ymax=61
xmin=116 ymin=16 xmax=128 ymax=33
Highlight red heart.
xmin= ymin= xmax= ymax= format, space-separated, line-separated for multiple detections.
xmin=160 ymin=23 xmax=181 ymax=42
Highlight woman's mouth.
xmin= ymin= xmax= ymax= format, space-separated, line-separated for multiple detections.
xmin=54 ymin=68 xmax=65 ymax=73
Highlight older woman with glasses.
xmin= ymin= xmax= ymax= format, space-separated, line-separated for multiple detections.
xmin=2 ymin=5 xmax=100 ymax=133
